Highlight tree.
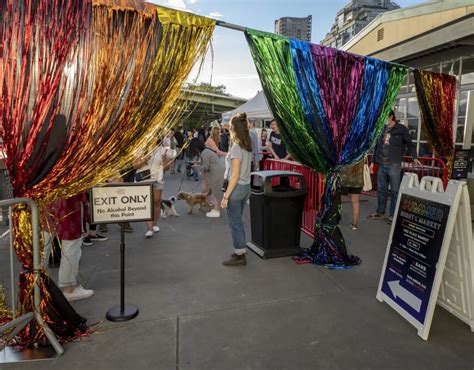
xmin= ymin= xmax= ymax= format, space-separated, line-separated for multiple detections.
xmin=185 ymin=82 xmax=229 ymax=96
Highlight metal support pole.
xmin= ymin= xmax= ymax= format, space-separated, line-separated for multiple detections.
xmin=8 ymin=206 xmax=15 ymax=320
xmin=215 ymin=20 xmax=246 ymax=32
xmin=29 ymin=198 xmax=64 ymax=356
xmin=105 ymin=224 xmax=138 ymax=322
xmin=120 ymin=226 xmax=125 ymax=313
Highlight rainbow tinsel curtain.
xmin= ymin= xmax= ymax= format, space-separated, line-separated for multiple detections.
xmin=245 ymin=30 xmax=407 ymax=268
xmin=414 ymin=69 xmax=456 ymax=173
xmin=0 ymin=0 xmax=215 ymax=345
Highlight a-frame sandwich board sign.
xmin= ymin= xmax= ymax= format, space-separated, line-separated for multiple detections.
xmin=376 ymin=173 xmax=474 ymax=340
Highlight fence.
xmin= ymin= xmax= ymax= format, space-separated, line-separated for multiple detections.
xmin=263 ymin=156 xmax=447 ymax=238
xmin=263 ymin=159 xmax=324 ymax=238
xmin=363 ymin=155 xmax=448 ymax=197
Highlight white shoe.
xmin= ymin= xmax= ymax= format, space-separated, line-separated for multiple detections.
xmin=145 ymin=230 xmax=153 ymax=238
xmin=206 ymin=209 xmax=220 ymax=218
xmin=63 ymin=286 xmax=94 ymax=302
xmin=152 ymin=225 xmax=160 ymax=233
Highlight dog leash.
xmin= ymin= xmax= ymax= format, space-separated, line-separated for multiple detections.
xmin=177 ymin=170 xmax=186 ymax=193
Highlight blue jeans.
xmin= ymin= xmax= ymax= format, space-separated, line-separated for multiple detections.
xmin=226 ymin=183 xmax=250 ymax=253
xmin=376 ymin=163 xmax=401 ymax=217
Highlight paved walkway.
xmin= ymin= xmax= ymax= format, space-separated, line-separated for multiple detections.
xmin=1 ymin=172 xmax=474 ymax=369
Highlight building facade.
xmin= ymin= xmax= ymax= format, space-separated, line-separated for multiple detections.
xmin=274 ymin=16 xmax=312 ymax=42
xmin=321 ymin=0 xmax=399 ymax=48
xmin=342 ymin=0 xmax=474 ymax=174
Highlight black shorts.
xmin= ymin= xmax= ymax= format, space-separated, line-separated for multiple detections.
xmin=341 ymin=186 xmax=362 ymax=195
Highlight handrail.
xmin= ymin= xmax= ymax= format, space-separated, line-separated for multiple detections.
xmin=0 ymin=198 xmax=64 ymax=356
xmin=367 ymin=154 xmax=448 ymax=188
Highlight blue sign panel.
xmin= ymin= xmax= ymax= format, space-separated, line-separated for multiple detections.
xmin=381 ymin=194 xmax=450 ymax=324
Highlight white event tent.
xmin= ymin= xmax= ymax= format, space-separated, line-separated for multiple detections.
xmin=221 ymin=90 xmax=273 ymax=123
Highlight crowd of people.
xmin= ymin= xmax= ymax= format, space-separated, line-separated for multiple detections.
xmin=41 ymin=109 xmax=419 ymax=302
xmin=42 ymin=114 xmax=288 ymax=301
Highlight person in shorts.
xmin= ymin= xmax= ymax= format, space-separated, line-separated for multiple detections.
xmin=340 ymin=160 xmax=364 ymax=230
xmin=135 ymin=143 xmax=176 ymax=238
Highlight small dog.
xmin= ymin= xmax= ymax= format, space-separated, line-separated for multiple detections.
xmin=161 ymin=196 xmax=179 ymax=218
xmin=177 ymin=189 xmax=212 ymax=214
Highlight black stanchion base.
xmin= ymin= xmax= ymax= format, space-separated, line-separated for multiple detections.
xmin=106 ymin=305 xmax=139 ymax=322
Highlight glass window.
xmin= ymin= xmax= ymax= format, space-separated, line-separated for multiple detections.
xmin=456 ymin=125 xmax=465 ymax=144
xmin=419 ymin=142 xmax=432 ymax=157
xmin=407 ymin=71 xmax=416 ymax=94
xmin=407 ymin=118 xmax=418 ymax=141
xmin=441 ymin=59 xmax=460 ymax=77
xmin=458 ymin=91 xmax=468 ymax=117
xmin=395 ymin=98 xmax=406 ymax=120
xmin=461 ymin=57 xmax=474 ymax=85
xmin=398 ymin=75 xmax=409 ymax=95
xmin=407 ymin=97 xmax=419 ymax=119
xmin=470 ymin=147 xmax=474 ymax=175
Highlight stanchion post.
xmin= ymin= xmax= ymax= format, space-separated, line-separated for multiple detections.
xmin=106 ymin=224 xmax=139 ymax=322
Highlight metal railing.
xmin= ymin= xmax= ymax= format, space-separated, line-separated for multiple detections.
xmin=263 ymin=156 xmax=448 ymax=238
xmin=363 ymin=155 xmax=448 ymax=196
xmin=0 ymin=198 xmax=64 ymax=356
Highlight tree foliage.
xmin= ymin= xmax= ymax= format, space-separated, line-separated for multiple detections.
xmin=185 ymin=82 xmax=229 ymax=96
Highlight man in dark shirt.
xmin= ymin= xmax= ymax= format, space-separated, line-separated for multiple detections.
xmin=369 ymin=110 xmax=421 ymax=223
xmin=269 ymin=120 xmax=289 ymax=160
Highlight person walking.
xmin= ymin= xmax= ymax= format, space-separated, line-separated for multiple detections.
xmin=221 ymin=113 xmax=253 ymax=266
xmin=187 ymin=138 xmax=225 ymax=218
xmin=135 ymin=143 xmax=176 ymax=238
xmin=368 ymin=110 xmax=421 ymax=224
xmin=340 ymin=160 xmax=364 ymax=230
xmin=205 ymin=123 xmax=227 ymax=157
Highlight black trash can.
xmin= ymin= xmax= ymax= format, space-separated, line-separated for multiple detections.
xmin=247 ymin=171 xmax=307 ymax=259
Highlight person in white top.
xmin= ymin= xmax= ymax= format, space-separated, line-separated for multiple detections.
xmin=135 ymin=143 xmax=176 ymax=238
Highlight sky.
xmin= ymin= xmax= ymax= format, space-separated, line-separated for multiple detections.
xmin=148 ymin=0 xmax=424 ymax=99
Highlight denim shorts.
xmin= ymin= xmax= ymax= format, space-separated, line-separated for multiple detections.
xmin=152 ymin=181 xmax=164 ymax=190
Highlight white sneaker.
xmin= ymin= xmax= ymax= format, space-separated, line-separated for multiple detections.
xmin=206 ymin=209 xmax=220 ymax=218
xmin=145 ymin=230 xmax=153 ymax=238
xmin=152 ymin=225 xmax=160 ymax=233
xmin=63 ymin=286 xmax=94 ymax=302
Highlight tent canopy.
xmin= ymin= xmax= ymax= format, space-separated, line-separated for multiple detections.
xmin=222 ymin=90 xmax=273 ymax=122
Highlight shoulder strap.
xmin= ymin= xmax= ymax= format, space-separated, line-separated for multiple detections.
xmin=204 ymin=146 xmax=217 ymax=154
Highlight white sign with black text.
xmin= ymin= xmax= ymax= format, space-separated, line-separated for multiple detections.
xmin=90 ymin=183 xmax=154 ymax=224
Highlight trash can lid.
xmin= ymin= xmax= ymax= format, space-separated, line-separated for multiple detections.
xmin=250 ymin=170 xmax=304 ymax=179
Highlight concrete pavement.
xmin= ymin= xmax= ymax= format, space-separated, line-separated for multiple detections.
xmin=1 ymin=172 xmax=474 ymax=369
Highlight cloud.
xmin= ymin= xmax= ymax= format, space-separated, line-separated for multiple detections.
xmin=188 ymin=0 xmax=198 ymax=3
xmin=208 ymin=12 xmax=224 ymax=18
xmin=163 ymin=0 xmax=187 ymax=9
